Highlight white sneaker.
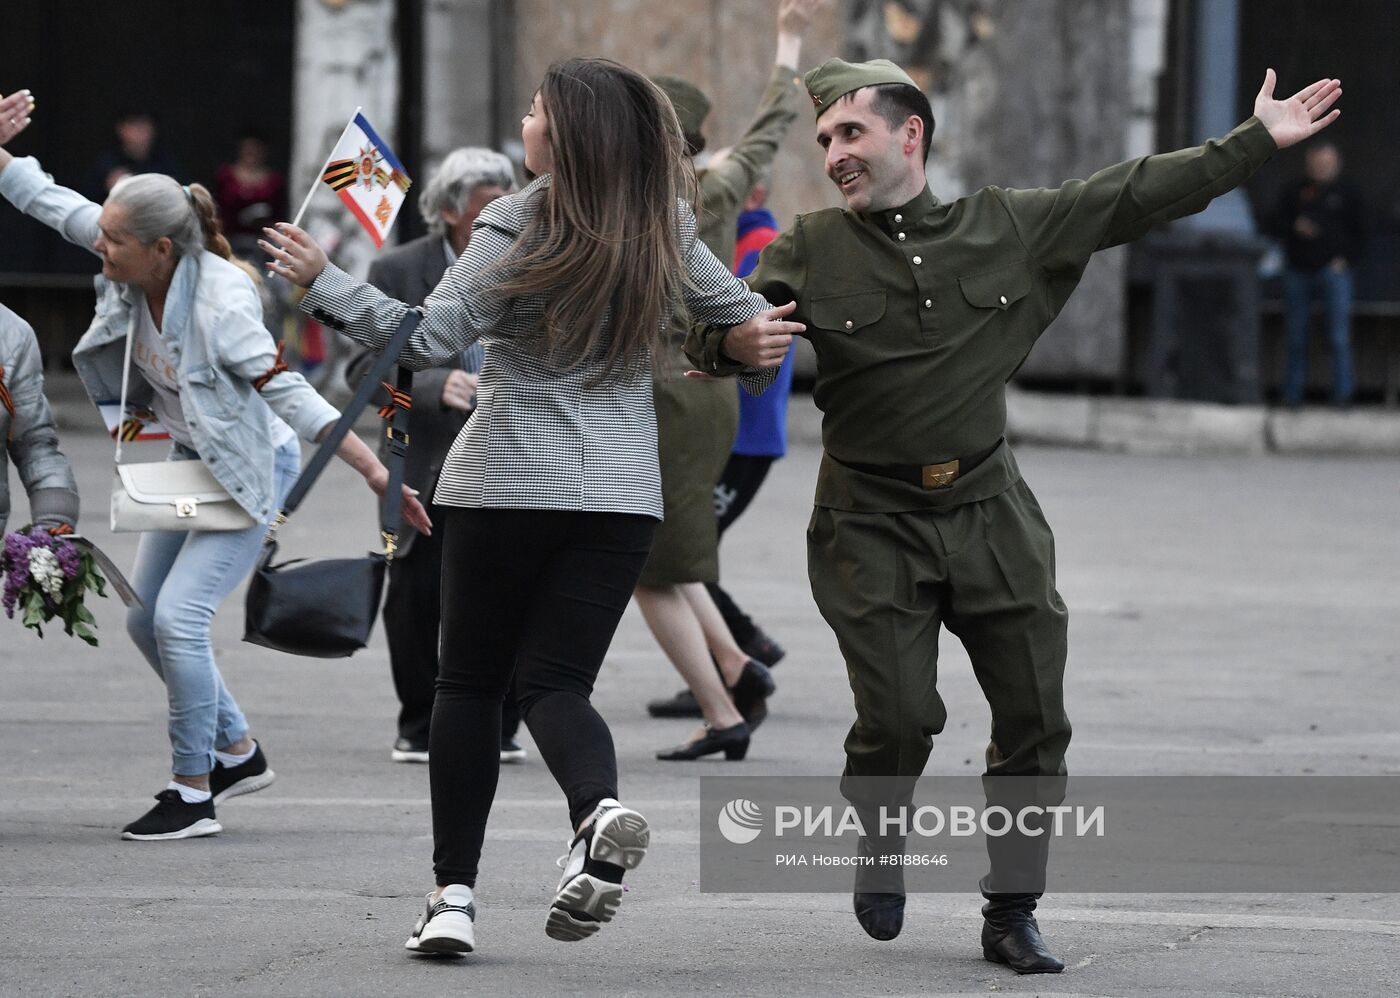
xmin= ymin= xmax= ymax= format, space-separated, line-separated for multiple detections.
xmin=546 ymin=798 xmax=649 ymax=942
xmin=404 ymin=884 xmax=476 ymax=955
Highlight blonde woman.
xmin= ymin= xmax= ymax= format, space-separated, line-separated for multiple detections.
xmin=0 ymin=90 xmax=428 ymax=842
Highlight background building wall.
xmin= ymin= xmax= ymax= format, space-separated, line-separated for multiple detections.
xmin=512 ymin=0 xmax=846 ymax=237
xmin=292 ymin=0 xmax=401 ymax=282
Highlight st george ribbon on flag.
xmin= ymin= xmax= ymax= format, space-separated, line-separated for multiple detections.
xmin=292 ymin=108 xmax=412 ymax=248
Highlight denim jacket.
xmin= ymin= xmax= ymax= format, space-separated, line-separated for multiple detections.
xmin=0 ymin=156 xmax=339 ymax=521
xmin=0 ymin=304 xmax=79 ymax=536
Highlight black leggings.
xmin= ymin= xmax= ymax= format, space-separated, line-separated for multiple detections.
xmin=432 ymin=507 xmax=656 ymax=888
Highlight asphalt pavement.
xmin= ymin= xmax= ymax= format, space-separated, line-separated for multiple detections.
xmin=2 ymin=400 xmax=1397 ymax=997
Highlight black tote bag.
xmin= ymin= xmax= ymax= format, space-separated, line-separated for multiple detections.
xmin=244 ymin=310 xmax=420 ymax=658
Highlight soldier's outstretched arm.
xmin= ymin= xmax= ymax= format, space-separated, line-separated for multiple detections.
xmin=996 ymin=71 xmax=1341 ymax=279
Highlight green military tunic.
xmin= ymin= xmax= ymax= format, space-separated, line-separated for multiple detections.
xmin=688 ymin=117 xmax=1277 ymax=786
xmin=640 ymin=63 xmax=805 ymax=586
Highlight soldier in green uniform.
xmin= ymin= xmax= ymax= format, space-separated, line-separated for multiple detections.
xmin=689 ymin=60 xmax=1341 ymax=972
xmin=635 ymin=0 xmax=816 ymax=762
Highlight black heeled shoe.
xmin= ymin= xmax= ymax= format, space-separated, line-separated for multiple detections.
xmin=727 ymin=660 xmax=776 ymax=732
xmin=655 ymin=721 xmax=751 ymax=761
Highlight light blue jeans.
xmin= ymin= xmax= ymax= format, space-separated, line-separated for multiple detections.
xmin=125 ymin=440 xmax=301 ymax=776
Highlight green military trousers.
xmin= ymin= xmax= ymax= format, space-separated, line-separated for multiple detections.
xmin=807 ymin=478 xmax=1072 ymax=794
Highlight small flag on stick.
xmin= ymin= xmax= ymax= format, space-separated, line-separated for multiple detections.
xmin=292 ymin=108 xmax=412 ymax=248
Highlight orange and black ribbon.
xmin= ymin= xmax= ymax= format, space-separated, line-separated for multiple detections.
xmin=47 ymin=523 xmax=74 ymax=537
xmin=378 ymin=382 xmax=413 ymax=421
xmin=0 ymin=365 xmax=15 ymax=441
xmin=254 ymin=343 xmax=290 ymax=392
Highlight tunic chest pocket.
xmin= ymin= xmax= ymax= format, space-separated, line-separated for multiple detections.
xmin=810 ymin=290 xmax=886 ymax=334
xmin=957 ymin=261 xmax=1032 ymax=311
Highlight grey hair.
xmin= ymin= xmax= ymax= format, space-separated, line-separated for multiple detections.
xmin=106 ymin=174 xmax=205 ymax=257
xmin=418 ymin=147 xmax=516 ymax=235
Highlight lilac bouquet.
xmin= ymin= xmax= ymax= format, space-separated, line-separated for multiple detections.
xmin=1 ymin=526 xmax=108 ymax=646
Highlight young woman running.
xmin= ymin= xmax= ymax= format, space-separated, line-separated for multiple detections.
xmin=263 ymin=58 xmax=801 ymax=953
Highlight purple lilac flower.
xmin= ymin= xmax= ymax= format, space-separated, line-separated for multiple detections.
xmin=2 ymin=530 xmax=36 ymax=617
xmin=53 ymin=538 xmax=81 ymax=580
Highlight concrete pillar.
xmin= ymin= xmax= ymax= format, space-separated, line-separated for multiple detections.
xmin=291 ymin=0 xmax=400 ymax=280
xmin=423 ymin=0 xmax=502 ymax=164
xmin=963 ymin=1 xmax=1133 ymax=381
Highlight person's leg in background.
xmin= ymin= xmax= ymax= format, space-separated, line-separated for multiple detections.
xmin=1320 ymin=264 xmax=1356 ymax=405
xmin=707 ymin=453 xmax=782 ymax=662
xmin=1280 ymin=268 xmax=1315 ymax=407
xmin=383 ymin=504 xmax=446 ymax=762
xmin=500 ymin=676 xmax=527 ymax=763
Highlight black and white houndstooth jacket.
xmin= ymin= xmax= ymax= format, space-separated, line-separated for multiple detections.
xmin=302 ymin=175 xmax=774 ymax=520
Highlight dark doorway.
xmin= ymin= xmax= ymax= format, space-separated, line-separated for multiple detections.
xmin=0 ymin=3 xmax=296 ymax=279
xmin=1237 ymin=0 xmax=1400 ymax=303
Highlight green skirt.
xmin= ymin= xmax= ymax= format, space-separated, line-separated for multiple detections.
xmin=638 ymin=374 xmax=738 ymax=586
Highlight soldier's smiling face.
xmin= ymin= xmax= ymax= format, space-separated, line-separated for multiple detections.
xmin=817 ymin=87 xmax=921 ymax=213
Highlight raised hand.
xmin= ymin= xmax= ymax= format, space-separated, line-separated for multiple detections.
xmin=1254 ymin=70 xmax=1341 ymax=149
xmin=260 ymin=222 xmax=329 ymax=287
xmin=778 ymin=0 xmax=819 ymax=36
xmin=0 ymin=90 xmax=35 ymax=147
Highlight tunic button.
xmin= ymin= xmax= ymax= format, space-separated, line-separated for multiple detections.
xmin=999 ymin=294 xmax=1008 ymax=305
xmin=897 ymin=232 xmax=906 ymax=242
xmin=912 ymin=255 xmax=922 ymax=265
xmin=894 ymin=213 xmax=903 ymax=222
xmin=923 ymin=299 xmax=932 ymax=309
xmin=844 ymin=320 xmax=854 ymax=330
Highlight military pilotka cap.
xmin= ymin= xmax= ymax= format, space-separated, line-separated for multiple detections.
xmin=803 ymin=57 xmax=919 ymax=120
xmin=651 ymin=75 xmax=711 ymax=138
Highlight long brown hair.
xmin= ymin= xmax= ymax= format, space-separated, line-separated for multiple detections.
xmin=489 ymin=58 xmax=692 ymax=380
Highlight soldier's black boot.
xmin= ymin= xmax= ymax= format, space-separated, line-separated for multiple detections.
xmin=980 ymin=893 xmax=1064 ymax=974
xmin=852 ymin=833 xmax=905 ymax=940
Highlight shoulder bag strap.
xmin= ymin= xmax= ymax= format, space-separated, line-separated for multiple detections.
xmin=270 ymin=309 xmax=422 ymax=549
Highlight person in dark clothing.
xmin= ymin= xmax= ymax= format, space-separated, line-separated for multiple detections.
xmin=343 ymin=147 xmax=523 ymax=766
xmin=1271 ymin=140 xmax=1364 ymax=406
xmin=214 ymin=131 xmax=287 ymax=263
xmin=86 ymin=111 xmax=184 ymax=201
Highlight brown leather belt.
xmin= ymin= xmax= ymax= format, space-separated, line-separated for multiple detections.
xmin=834 ymin=439 xmax=1002 ymax=490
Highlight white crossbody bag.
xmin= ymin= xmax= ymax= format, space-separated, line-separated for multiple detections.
xmin=109 ymin=315 xmax=257 ymax=533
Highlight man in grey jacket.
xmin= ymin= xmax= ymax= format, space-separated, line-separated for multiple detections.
xmin=344 ymin=148 xmax=517 ymax=764
xmin=0 ymin=304 xmax=79 ymax=536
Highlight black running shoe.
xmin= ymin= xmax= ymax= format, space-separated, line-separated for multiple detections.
xmin=121 ymin=789 xmax=222 ymax=841
xmin=392 ymin=736 xmax=430 ymax=764
xmin=209 ymin=741 xmax=276 ymax=804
